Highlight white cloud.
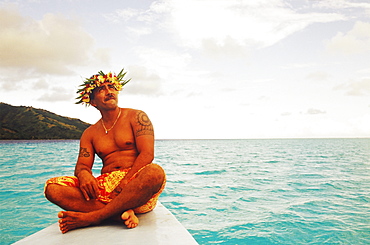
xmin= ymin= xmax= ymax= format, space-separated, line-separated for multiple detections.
xmin=201 ymin=37 xmax=249 ymax=58
xmin=166 ymin=0 xmax=344 ymax=49
xmin=334 ymin=78 xmax=370 ymax=96
xmin=107 ymin=8 xmax=140 ymax=22
xmin=306 ymin=71 xmax=329 ymax=81
xmin=313 ymin=0 xmax=370 ymax=13
xmin=0 ymin=6 xmax=104 ymax=78
xmin=306 ymin=108 xmax=326 ymax=115
xmin=133 ymin=46 xmax=192 ymax=83
xmin=326 ymin=21 xmax=370 ymax=54
xmin=32 ymin=79 xmax=49 ymax=90
xmin=281 ymin=112 xmax=292 ymax=116
xmin=125 ymin=65 xmax=163 ymax=95
xmin=105 ymin=0 xmax=344 ymax=52
xmin=104 ymin=2 xmax=171 ymax=32
xmin=37 ymin=86 xmax=73 ymax=102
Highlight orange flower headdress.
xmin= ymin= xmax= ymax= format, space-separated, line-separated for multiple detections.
xmin=76 ymin=68 xmax=131 ymax=105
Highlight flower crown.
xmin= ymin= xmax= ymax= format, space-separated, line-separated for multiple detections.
xmin=76 ymin=68 xmax=131 ymax=105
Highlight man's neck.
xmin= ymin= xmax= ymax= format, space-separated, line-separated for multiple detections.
xmin=101 ymin=107 xmax=121 ymax=123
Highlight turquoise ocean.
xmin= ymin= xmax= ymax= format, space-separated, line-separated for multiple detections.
xmin=0 ymin=139 xmax=369 ymax=244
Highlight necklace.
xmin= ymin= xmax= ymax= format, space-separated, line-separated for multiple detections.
xmin=101 ymin=109 xmax=121 ymax=134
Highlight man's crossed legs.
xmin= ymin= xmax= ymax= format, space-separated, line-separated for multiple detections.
xmin=44 ymin=163 xmax=165 ymax=233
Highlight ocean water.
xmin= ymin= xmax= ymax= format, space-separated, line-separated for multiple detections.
xmin=0 ymin=139 xmax=369 ymax=244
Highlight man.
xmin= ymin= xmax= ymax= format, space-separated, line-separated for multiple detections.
xmin=44 ymin=69 xmax=166 ymax=233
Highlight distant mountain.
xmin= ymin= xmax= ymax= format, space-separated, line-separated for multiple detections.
xmin=0 ymin=103 xmax=90 ymax=140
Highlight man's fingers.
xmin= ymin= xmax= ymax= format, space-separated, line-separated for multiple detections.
xmin=81 ymin=183 xmax=96 ymax=200
xmin=79 ymin=177 xmax=101 ymax=201
xmin=92 ymin=182 xmax=100 ymax=199
xmin=86 ymin=181 xmax=100 ymax=200
xmin=87 ymin=184 xmax=98 ymax=200
xmin=81 ymin=188 xmax=90 ymax=201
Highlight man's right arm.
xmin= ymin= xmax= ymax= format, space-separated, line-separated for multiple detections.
xmin=74 ymin=128 xmax=100 ymax=201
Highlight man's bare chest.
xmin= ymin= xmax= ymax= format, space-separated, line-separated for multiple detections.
xmin=93 ymin=120 xmax=136 ymax=157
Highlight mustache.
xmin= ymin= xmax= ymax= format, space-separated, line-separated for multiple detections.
xmin=104 ymin=94 xmax=116 ymax=101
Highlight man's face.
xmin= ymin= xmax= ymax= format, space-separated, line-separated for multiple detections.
xmin=90 ymin=83 xmax=119 ymax=109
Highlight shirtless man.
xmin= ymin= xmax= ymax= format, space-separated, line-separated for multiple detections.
xmin=44 ymin=69 xmax=166 ymax=233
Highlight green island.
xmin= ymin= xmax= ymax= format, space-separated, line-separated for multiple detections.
xmin=0 ymin=103 xmax=90 ymax=140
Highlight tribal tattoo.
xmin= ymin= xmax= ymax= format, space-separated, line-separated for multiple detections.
xmin=136 ymin=111 xmax=154 ymax=137
xmin=79 ymin=147 xmax=91 ymax=158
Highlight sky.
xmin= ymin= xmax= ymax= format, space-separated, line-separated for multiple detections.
xmin=0 ymin=0 xmax=369 ymax=139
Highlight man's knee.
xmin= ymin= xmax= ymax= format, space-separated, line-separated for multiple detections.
xmin=44 ymin=183 xmax=62 ymax=203
xmin=147 ymin=164 xmax=165 ymax=182
xmin=144 ymin=164 xmax=165 ymax=192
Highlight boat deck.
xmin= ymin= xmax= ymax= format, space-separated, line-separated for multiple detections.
xmin=13 ymin=202 xmax=198 ymax=245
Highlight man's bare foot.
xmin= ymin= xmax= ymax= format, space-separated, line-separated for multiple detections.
xmin=58 ymin=211 xmax=100 ymax=233
xmin=121 ymin=209 xmax=139 ymax=228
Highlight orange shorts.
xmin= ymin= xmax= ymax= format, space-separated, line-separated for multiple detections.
xmin=45 ymin=163 xmax=166 ymax=214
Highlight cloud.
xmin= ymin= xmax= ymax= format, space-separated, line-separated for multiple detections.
xmin=201 ymin=37 xmax=249 ymax=58
xmin=165 ymin=0 xmax=344 ymax=50
xmin=105 ymin=8 xmax=140 ymax=23
xmin=313 ymin=0 xmax=370 ymax=16
xmin=326 ymin=21 xmax=370 ymax=54
xmin=281 ymin=112 xmax=292 ymax=116
xmin=32 ymin=79 xmax=50 ymax=90
xmin=281 ymin=62 xmax=318 ymax=70
xmin=0 ymin=6 xmax=103 ymax=77
xmin=306 ymin=108 xmax=326 ymax=115
xmin=106 ymin=0 xmax=344 ymax=54
xmin=334 ymin=78 xmax=370 ymax=96
xmin=103 ymin=3 xmax=169 ymax=36
xmin=37 ymin=86 xmax=73 ymax=102
xmin=306 ymin=71 xmax=329 ymax=81
xmin=131 ymin=46 xmax=192 ymax=90
xmin=124 ymin=65 xmax=163 ymax=95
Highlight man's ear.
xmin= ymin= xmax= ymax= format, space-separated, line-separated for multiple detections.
xmin=90 ymin=99 xmax=97 ymax=107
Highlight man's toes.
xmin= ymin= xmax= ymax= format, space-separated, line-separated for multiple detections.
xmin=59 ymin=224 xmax=68 ymax=233
xmin=121 ymin=212 xmax=129 ymax=221
xmin=121 ymin=210 xmax=139 ymax=229
xmin=58 ymin=211 xmax=65 ymax=218
xmin=125 ymin=220 xmax=132 ymax=228
xmin=125 ymin=219 xmax=138 ymax=228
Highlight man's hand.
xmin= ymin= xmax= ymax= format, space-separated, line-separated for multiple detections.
xmin=78 ymin=170 xmax=101 ymax=201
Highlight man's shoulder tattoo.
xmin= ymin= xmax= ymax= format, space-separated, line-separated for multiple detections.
xmin=135 ymin=111 xmax=154 ymax=137
xmin=79 ymin=147 xmax=91 ymax=158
